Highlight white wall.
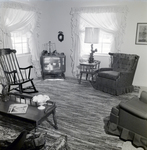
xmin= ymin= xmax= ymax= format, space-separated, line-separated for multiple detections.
xmin=121 ymin=2 xmax=147 ymax=86
xmin=30 ymin=0 xmax=147 ymax=87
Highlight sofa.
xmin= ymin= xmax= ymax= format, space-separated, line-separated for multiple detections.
xmin=106 ymin=91 xmax=147 ymax=150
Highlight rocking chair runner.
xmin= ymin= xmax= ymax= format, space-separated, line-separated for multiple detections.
xmin=0 ymin=48 xmax=38 ymax=93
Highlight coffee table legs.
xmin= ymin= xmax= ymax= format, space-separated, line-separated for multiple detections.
xmin=52 ymin=109 xmax=58 ymax=129
xmin=46 ymin=109 xmax=58 ymax=129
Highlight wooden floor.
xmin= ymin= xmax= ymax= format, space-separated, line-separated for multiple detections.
xmin=34 ymin=78 xmax=140 ymax=150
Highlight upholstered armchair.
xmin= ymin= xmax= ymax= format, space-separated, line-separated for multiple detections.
xmin=91 ymin=53 xmax=139 ymax=95
xmin=106 ymin=91 xmax=147 ymax=150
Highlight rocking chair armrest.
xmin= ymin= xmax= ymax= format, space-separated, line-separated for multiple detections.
xmin=4 ymin=70 xmax=17 ymax=74
xmin=19 ymin=65 xmax=33 ymax=70
xmin=19 ymin=66 xmax=33 ymax=79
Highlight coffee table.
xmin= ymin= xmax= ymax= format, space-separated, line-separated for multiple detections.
xmin=0 ymin=92 xmax=58 ymax=130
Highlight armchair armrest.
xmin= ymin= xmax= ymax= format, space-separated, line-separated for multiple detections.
xmin=116 ymin=71 xmax=134 ymax=87
xmin=99 ymin=68 xmax=113 ymax=71
xmin=120 ymin=71 xmax=133 ymax=75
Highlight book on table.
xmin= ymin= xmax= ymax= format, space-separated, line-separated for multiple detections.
xmin=8 ymin=104 xmax=28 ymax=114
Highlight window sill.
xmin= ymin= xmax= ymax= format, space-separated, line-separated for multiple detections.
xmin=16 ymin=53 xmax=31 ymax=58
xmin=82 ymin=53 xmax=109 ymax=57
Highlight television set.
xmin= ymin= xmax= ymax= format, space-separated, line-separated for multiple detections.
xmin=40 ymin=53 xmax=66 ymax=79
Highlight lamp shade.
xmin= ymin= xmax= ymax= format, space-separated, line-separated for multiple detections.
xmin=84 ymin=27 xmax=99 ymax=44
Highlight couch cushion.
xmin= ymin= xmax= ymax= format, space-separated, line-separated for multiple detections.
xmin=98 ymin=71 xmax=120 ymax=80
xmin=120 ymin=97 xmax=147 ymax=119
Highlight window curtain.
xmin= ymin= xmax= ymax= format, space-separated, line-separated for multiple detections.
xmin=70 ymin=6 xmax=128 ymax=77
xmin=0 ymin=1 xmax=41 ymax=78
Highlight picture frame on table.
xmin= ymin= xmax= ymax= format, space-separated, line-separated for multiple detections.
xmin=135 ymin=23 xmax=147 ymax=45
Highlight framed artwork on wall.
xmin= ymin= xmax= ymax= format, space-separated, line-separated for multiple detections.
xmin=135 ymin=23 xmax=147 ymax=45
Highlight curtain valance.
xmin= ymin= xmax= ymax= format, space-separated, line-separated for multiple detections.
xmin=70 ymin=5 xmax=128 ymax=14
xmin=0 ymin=1 xmax=37 ymax=11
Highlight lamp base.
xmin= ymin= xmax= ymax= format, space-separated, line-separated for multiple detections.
xmin=88 ymin=44 xmax=97 ymax=63
xmin=88 ymin=56 xmax=94 ymax=63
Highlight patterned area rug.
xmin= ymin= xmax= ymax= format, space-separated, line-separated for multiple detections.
xmin=0 ymin=124 xmax=69 ymax=150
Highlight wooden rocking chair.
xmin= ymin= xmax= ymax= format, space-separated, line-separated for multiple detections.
xmin=0 ymin=48 xmax=38 ymax=93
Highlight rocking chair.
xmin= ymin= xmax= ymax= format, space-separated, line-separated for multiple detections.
xmin=0 ymin=48 xmax=38 ymax=93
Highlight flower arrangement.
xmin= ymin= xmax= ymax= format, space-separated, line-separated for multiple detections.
xmin=32 ymin=94 xmax=50 ymax=110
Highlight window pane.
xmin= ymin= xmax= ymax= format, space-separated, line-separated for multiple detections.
xmin=81 ymin=29 xmax=113 ymax=56
xmin=15 ymin=37 xmax=21 ymax=43
xmin=22 ymin=37 xmax=27 ymax=42
xmin=22 ymin=43 xmax=28 ymax=53
xmin=11 ymin=32 xmax=29 ymax=55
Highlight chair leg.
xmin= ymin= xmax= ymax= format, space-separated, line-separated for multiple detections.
xmin=30 ymin=80 xmax=38 ymax=93
xmin=86 ymin=74 xmax=88 ymax=80
xmin=79 ymin=73 xmax=82 ymax=84
xmin=8 ymin=85 xmax=11 ymax=93
xmin=19 ymin=84 xmax=23 ymax=93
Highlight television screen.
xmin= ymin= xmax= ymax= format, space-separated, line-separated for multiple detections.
xmin=43 ymin=57 xmax=65 ymax=73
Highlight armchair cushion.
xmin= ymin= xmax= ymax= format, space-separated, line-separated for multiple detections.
xmin=98 ymin=71 xmax=120 ymax=80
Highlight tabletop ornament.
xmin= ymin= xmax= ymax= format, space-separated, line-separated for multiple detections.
xmin=32 ymin=94 xmax=50 ymax=110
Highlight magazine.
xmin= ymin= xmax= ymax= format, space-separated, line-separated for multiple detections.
xmin=8 ymin=104 xmax=28 ymax=114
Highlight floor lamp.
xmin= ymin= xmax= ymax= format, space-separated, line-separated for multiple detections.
xmin=84 ymin=27 xmax=99 ymax=63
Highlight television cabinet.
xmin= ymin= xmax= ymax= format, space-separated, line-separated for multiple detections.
xmin=40 ymin=52 xmax=66 ymax=80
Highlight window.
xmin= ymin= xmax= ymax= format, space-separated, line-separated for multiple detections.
xmin=81 ymin=29 xmax=114 ymax=57
xmin=11 ymin=33 xmax=29 ymax=55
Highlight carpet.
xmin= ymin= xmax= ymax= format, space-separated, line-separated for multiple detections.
xmin=33 ymin=78 xmax=140 ymax=150
xmin=0 ymin=78 xmax=140 ymax=150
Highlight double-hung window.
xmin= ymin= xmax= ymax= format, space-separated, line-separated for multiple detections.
xmin=80 ymin=29 xmax=114 ymax=57
xmin=11 ymin=33 xmax=29 ymax=55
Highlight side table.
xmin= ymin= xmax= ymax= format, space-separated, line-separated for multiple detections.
xmin=79 ymin=60 xmax=100 ymax=84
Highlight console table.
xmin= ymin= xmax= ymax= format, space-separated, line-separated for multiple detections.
xmin=79 ymin=60 xmax=100 ymax=84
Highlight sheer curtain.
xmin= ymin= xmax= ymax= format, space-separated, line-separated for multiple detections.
xmin=0 ymin=1 xmax=41 ymax=77
xmin=70 ymin=5 xmax=128 ymax=77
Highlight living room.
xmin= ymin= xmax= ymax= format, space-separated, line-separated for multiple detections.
xmin=15 ymin=0 xmax=147 ymax=89
xmin=0 ymin=0 xmax=147 ymax=150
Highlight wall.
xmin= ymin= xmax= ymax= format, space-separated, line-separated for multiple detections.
xmin=121 ymin=2 xmax=147 ymax=86
xmin=30 ymin=0 xmax=147 ymax=87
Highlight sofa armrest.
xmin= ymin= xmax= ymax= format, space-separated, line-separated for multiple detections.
xmin=140 ymin=91 xmax=147 ymax=104
xmin=120 ymin=97 xmax=147 ymax=119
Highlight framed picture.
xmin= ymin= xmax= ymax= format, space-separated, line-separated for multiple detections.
xmin=135 ymin=23 xmax=147 ymax=45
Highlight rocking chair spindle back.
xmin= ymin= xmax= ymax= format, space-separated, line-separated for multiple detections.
xmin=0 ymin=48 xmax=38 ymax=94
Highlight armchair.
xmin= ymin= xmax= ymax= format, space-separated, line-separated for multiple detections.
xmin=106 ymin=91 xmax=147 ymax=150
xmin=91 ymin=53 xmax=139 ymax=95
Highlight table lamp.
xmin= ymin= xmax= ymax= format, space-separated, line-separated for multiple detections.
xmin=84 ymin=27 xmax=99 ymax=63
